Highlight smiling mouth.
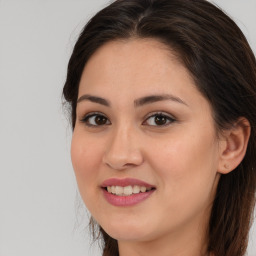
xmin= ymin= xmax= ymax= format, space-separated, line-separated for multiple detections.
xmin=103 ymin=185 xmax=156 ymax=196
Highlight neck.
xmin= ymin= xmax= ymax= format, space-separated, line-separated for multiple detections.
xmin=118 ymin=210 xmax=210 ymax=256
xmin=118 ymin=234 xmax=208 ymax=256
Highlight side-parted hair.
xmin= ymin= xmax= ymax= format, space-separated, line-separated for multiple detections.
xmin=63 ymin=0 xmax=256 ymax=255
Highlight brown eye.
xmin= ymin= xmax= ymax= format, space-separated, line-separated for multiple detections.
xmin=144 ymin=113 xmax=175 ymax=126
xmin=95 ymin=115 xmax=108 ymax=125
xmin=154 ymin=115 xmax=168 ymax=125
xmin=82 ymin=113 xmax=110 ymax=126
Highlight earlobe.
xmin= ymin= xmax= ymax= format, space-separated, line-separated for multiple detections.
xmin=218 ymin=118 xmax=251 ymax=174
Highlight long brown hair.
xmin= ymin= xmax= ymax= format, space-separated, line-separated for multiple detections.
xmin=63 ymin=0 xmax=256 ymax=255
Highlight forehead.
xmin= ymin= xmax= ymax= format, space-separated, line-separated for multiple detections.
xmin=79 ymin=38 xmax=196 ymax=96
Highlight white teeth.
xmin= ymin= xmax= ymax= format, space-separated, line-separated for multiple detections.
xmin=133 ymin=185 xmax=140 ymax=194
xmin=123 ymin=186 xmax=133 ymax=195
xmin=140 ymin=186 xmax=146 ymax=193
xmin=106 ymin=185 xmax=153 ymax=196
xmin=111 ymin=186 xmax=116 ymax=194
xmin=115 ymin=186 xmax=124 ymax=195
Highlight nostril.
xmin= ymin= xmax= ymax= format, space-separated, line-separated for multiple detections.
xmin=103 ymin=138 xmax=144 ymax=170
xmin=104 ymin=159 xmax=140 ymax=171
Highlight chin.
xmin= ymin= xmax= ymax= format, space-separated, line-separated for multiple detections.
xmin=99 ymin=217 xmax=157 ymax=242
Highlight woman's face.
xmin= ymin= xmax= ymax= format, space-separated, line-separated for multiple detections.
xmin=71 ymin=39 xmax=221 ymax=244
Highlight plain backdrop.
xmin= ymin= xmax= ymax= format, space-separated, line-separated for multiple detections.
xmin=0 ymin=0 xmax=255 ymax=256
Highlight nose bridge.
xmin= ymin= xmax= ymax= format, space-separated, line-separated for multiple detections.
xmin=103 ymin=121 xmax=143 ymax=170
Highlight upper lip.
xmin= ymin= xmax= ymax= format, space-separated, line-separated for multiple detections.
xmin=101 ymin=178 xmax=155 ymax=188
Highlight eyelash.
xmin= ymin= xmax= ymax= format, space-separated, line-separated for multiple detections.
xmin=80 ymin=112 xmax=111 ymax=127
xmin=80 ymin=111 xmax=176 ymax=127
xmin=143 ymin=112 xmax=176 ymax=126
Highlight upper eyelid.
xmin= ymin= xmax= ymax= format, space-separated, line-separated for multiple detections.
xmin=80 ymin=111 xmax=108 ymax=120
xmin=80 ymin=112 xmax=111 ymax=127
xmin=79 ymin=111 xmax=176 ymax=124
xmin=144 ymin=111 xmax=176 ymax=120
xmin=81 ymin=110 xmax=175 ymax=117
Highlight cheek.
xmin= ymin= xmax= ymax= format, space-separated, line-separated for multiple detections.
xmin=70 ymin=132 xmax=102 ymax=199
xmin=145 ymin=137 xmax=219 ymax=232
xmin=147 ymin=131 xmax=219 ymax=202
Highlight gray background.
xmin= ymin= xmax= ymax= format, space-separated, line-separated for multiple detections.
xmin=0 ymin=0 xmax=255 ymax=255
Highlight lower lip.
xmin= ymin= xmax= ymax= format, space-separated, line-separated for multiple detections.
xmin=102 ymin=188 xmax=155 ymax=207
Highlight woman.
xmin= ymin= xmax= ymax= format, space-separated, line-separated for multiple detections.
xmin=63 ymin=0 xmax=256 ymax=255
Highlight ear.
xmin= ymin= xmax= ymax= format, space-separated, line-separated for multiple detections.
xmin=218 ymin=118 xmax=251 ymax=174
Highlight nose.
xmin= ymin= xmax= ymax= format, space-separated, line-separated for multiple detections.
xmin=102 ymin=125 xmax=144 ymax=170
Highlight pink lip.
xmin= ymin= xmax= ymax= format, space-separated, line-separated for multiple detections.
xmin=101 ymin=178 xmax=156 ymax=207
xmin=101 ymin=178 xmax=155 ymax=188
xmin=102 ymin=189 xmax=155 ymax=207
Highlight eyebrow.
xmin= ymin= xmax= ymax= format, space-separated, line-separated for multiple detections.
xmin=77 ymin=94 xmax=110 ymax=106
xmin=77 ymin=94 xmax=188 ymax=107
xmin=134 ymin=94 xmax=188 ymax=107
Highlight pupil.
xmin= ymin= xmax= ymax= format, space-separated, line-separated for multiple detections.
xmin=155 ymin=115 xmax=166 ymax=125
xmin=95 ymin=116 xmax=106 ymax=125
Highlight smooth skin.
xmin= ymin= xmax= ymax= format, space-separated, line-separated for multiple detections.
xmin=71 ymin=39 xmax=250 ymax=256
